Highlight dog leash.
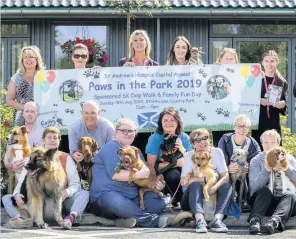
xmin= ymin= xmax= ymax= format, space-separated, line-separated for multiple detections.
xmin=165 ymin=182 xmax=182 ymax=213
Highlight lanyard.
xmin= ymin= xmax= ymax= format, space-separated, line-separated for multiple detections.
xmin=264 ymin=76 xmax=276 ymax=119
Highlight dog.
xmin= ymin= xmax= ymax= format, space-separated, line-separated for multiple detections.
xmin=266 ymin=147 xmax=296 ymax=195
xmin=157 ymin=134 xmax=184 ymax=175
xmin=115 ymin=148 xmax=164 ymax=210
xmin=7 ymin=126 xmax=31 ymax=193
xmin=230 ymin=149 xmax=248 ymax=210
xmin=24 ymin=146 xmax=67 ymax=228
xmin=76 ymin=137 xmax=98 ymax=188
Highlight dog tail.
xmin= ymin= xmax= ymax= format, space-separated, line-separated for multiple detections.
xmin=169 ymin=211 xmax=193 ymax=226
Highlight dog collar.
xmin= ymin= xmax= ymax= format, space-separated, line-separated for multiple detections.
xmin=236 ymin=161 xmax=246 ymax=167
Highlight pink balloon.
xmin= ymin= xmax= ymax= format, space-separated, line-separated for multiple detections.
xmin=46 ymin=71 xmax=56 ymax=84
xmin=251 ymin=65 xmax=261 ymax=77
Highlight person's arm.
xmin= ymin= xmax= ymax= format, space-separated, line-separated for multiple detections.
xmin=68 ymin=124 xmax=84 ymax=162
xmin=12 ymin=168 xmax=28 ymax=197
xmin=277 ymin=81 xmax=287 ymax=115
xmin=112 ymin=165 xmax=150 ymax=182
xmin=106 ymin=123 xmax=115 ymax=143
xmin=6 ymin=80 xmax=24 ymax=110
xmin=285 ymin=155 xmax=296 ymax=184
xmin=217 ymin=136 xmax=229 ymax=165
xmin=64 ymin=156 xmax=81 ymax=198
xmin=247 ymin=137 xmax=261 ymax=163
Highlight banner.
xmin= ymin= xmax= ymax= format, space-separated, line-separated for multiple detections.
xmin=34 ymin=64 xmax=262 ymax=134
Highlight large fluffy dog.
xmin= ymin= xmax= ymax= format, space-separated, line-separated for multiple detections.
xmin=115 ymin=148 xmax=164 ymax=210
xmin=230 ymin=149 xmax=248 ymax=210
xmin=25 ymin=146 xmax=67 ymax=228
xmin=77 ymin=137 xmax=98 ymax=187
xmin=7 ymin=126 xmax=31 ymax=193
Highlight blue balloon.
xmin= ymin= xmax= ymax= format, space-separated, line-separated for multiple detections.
xmin=246 ymin=74 xmax=255 ymax=87
xmin=41 ymin=80 xmax=50 ymax=93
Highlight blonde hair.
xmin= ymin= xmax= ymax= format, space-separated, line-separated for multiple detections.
xmin=234 ymin=114 xmax=251 ymax=127
xmin=115 ymin=118 xmax=137 ymax=131
xmin=216 ymin=48 xmax=239 ymax=64
xmin=260 ymin=129 xmax=281 ymax=144
xmin=189 ymin=128 xmax=210 ymax=144
xmin=18 ymin=46 xmax=45 ymax=74
xmin=128 ymin=30 xmax=152 ymax=59
xmin=42 ymin=127 xmax=61 ymax=140
xmin=167 ymin=36 xmax=192 ymax=65
xmin=71 ymin=43 xmax=89 ymax=56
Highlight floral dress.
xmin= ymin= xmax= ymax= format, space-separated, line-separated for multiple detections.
xmin=11 ymin=73 xmax=34 ymax=126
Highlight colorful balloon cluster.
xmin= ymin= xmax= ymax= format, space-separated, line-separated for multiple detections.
xmin=240 ymin=65 xmax=261 ymax=87
xmin=36 ymin=71 xmax=56 ymax=93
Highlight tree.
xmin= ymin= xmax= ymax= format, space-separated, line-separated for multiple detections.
xmin=108 ymin=0 xmax=169 ymax=53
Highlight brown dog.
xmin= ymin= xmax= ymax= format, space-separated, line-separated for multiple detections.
xmin=115 ymin=148 xmax=164 ymax=210
xmin=77 ymin=137 xmax=99 ymax=187
xmin=266 ymin=146 xmax=289 ymax=170
xmin=7 ymin=126 xmax=31 ymax=193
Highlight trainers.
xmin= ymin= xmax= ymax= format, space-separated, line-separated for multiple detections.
xmin=115 ymin=218 xmax=136 ymax=228
xmin=261 ymin=218 xmax=279 ymax=234
xmin=8 ymin=217 xmax=33 ymax=229
xmin=195 ymin=219 xmax=208 ymax=233
xmin=241 ymin=201 xmax=251 ymax=213
xmin=249 ymin=217 xmax=261 ymax=234
xmin=158 ymin=215 xmax=174 ymax=228
xmin=210 ymin=218 xmax=228 ymax=233
xmin=60 ymin=215 xmax=75 ymax=230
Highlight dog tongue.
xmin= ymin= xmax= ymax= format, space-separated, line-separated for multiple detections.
xmin=29 ymin=168 xmax=41 ymax=177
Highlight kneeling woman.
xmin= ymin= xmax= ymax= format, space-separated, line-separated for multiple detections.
xmin=90 ymin=118 xmax=172 ymax=228
xmin=2 ymin=127 xmax=89 ymax=229
xmin=181 ymin=128 xmax=232 ymax=233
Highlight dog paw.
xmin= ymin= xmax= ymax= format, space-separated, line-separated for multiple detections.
xmin=36 ymin=222 xmax=48 ymax=229
xmin=223 ymin=110 xmax=230 ymax=117
xmin=216 ymin=108 xmax=224 ymax=115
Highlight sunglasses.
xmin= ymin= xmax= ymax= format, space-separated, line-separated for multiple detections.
xmin=191 ymin=136 xmax=209 ymax=143
xmin=73 ymin=54 xmax=88 ymax=59
xmin=117 ymin=129 xmax=137 ymax=135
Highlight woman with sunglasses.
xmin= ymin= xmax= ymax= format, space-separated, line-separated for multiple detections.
xmin=181 ymin=128 xmax=232 ymax=233
xmin=90 ymin=118 xmax=174 ymax=228
xmin=71 ymin=43 xmax=89 ymax=69
xmin=218 ymin=114 xmax=261 ymax=211
xmin=146 ymin=107 xmax=192 ymax=207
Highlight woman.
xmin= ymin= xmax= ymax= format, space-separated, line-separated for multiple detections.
xmin=6 ymin=46 xmax=45 ymax=126
xmin=252 ymin=50 xmax=288 ymax=150
xmin=166 ymin=36 xmax=202 ymax=65
xmin=71 ymin=43 xmax=89 ymax=69
xmin=181 ymin=128 xmax=232 ymax=233
xmin=2 ymin=127 xmax=89 ymax=230
xmin=248 ymin=130 xmax=296 ymax=235
xmin=90 ymin=118 xmax=173 ymax=228
xmin=146 ymin=107 xmax=192 ymax=206
xmin=212 ymin=48 xmax=239 ymax=146
xmin=218 ymin=114 xmax=261 ymax=210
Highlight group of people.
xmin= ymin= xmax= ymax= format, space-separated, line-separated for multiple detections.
xmin=2 ymin=29 xmax=296 ymax=234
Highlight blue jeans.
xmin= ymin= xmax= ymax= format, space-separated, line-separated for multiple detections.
xmin=90 ymin=191 xmax=166 ymax=227
xmin=180 ymin=182 xmax=232 ymax=215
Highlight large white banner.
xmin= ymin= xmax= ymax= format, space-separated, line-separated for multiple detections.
xmin=34 ymin=64 xmax=262 ymax=134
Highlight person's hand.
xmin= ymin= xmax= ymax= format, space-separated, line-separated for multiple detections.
xmin=11 ymin=160 xmax=25 ymax=174
xmin=72 ymin=151 xmax=84 ymax=163
xmin=151 ymin=180 xmax=165 ymax=191
xmin=228 ymin=163 xmax=240 ymax=174
xmin=61 ymin=190 xmax=69 ymax=202
xmin=187 ymin=57 xmax=198 ymax=65
xmin=5 ymin=162 xmax=13 ymax=171
xmin=175 ymin=138 xmax=186 ymax=155
xmin=188 ymin=176 xmax=206 ymax=186
xmin=244 ymin=163 xmax=249 ymax=173
xmin=276 ymin=100 xmax=286 ymax=109
xmin=273 ymin=164 xmax=288 ymax=172
xmin=14 ymin=194 xmax=25 ymax=207
xmin=208 ymin=185 xmax=218 ymax=196
xmin=260 ymin=98 xmax=268 ymax=106
xmin=135 ymin=165 xmax=150 ymax=179
xmin=123 ymin=62 xmax=135 ymax=67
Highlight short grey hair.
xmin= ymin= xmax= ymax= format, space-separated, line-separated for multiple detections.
xmin=234 ymin=114 xmax=251 ymax=127
xmin=24 ymin=101 xmax=40 ymax=113
xmin=260 ymin=130 xmax=281 ymax=144
xmin=82 ymin=100 xmax=100 ymax=113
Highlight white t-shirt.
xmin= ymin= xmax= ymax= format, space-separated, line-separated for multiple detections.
xmin=28 ymin=126 xmax=44 ymax=148
xmin=181 ymin=147 xmax=228 ymax=178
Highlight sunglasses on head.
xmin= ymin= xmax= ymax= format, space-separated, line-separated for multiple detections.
xmin=191 ymin=136 xmax=209 ymax=143
xmin=73 ymin=54 xmax=88 ymax=59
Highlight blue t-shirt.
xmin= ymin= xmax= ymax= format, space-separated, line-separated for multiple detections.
xmin=145 ymin=132 xmax=192 ymax=161
xmin=90 ymin=139 xmax=139 ymax=202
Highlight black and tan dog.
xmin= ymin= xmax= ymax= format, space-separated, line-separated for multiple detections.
xmin=76 ymin=137 xmax=98 ymax=187
xmin=24 ymin=146 xmax=67 ymax=228
xmin=115 ymin=148 xmax=164 ymax=210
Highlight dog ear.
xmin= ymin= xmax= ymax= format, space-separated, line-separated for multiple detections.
xmin=206 ymin=152 xmax=212 ymax=161
xmin=45 ymin=148 xmax=59 ymax=158
xmin=266 ymin=149 xmax=278 ymax=168
xmin=117 ymin=148 xmax=123 ymax=155
xmin=78 ymin=138 xmax=84 ymax=151
xmin=20 ymin=126 xmax=28 ymax=134
xmin=92 ymin=139 xmax=99 ymax=152
xmin=134 ymin=148 xmax=141 ymax=157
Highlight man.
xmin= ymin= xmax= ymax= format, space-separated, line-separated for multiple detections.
xmin=68 ymin=100 xmax=115 ymax=162
xmin=248 ymin=130 xmax=296 ymax=235
xmin=4 ymin=101 xmax=44 ymax=173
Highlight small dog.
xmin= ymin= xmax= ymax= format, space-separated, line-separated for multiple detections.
xmin=25 ymin=146 xmax=67 ymax=228
xmin=230 ymin=149 xmax=248 ymax=209
xmin=189 ymin=47 xmax=203 ymax=65
xmin=267 ymin=147 xmax=296 ymax=194
xmin=7 ymin=126 xmax=31 ymax=193
xmin=115 ymin=148 xmax=164 ymax=210
xmin=76 ymin=137 xmax=98 ymax=187
xmin=158 ymin=134 xmax=184 ymax=175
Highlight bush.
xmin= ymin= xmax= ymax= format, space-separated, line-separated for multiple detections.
xmin=282 ymin=125 xmax=296 ymax=157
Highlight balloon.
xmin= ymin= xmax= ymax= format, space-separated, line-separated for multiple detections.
xmin=240 ymin=65 xmax=250 ymax=78
xmin=46 ymin=71 xmax=56 ymax=84
xmin=246 ymin=74 xmax=255 ymax=87
xmin=36 ymin=71 xmax=45 ymax=83
xmin=251 ymin=65 xmax=261 ymax=77
xmin=41 ymin=80 xmax=50 ymax=93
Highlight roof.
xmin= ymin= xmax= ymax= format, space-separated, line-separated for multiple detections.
xmin=2 ymin=0 xmax=296 ymax=8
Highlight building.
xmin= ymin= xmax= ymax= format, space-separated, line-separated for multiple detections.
xmin=1 ymin=0 xmax=296 ymax=132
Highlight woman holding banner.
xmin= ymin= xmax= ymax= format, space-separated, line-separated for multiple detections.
xmin=212 ymin=48 xmax=239 ymax=146
xmin=252 ymin=50 xmax=288 ymax=149
xmin=146 ymin=107 xmax=192 ymax=207
xmin=6 ymin=46 xmax=45 ymax=126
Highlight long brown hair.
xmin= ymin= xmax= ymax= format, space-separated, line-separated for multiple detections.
xmin=156 ymin=107 xmax=183 ymax=135
xmin=167 ymin=36 xmax=192 ymax=65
